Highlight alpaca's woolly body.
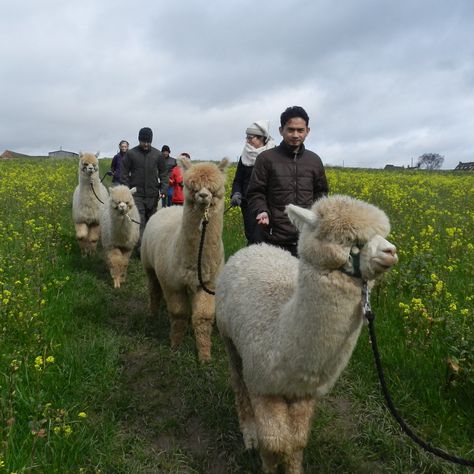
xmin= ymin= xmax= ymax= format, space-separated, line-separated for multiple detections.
xmin=216 ymin=194 xmax=398 ymax=473
xmin=100 ymin=185 xmax=140 ymax=288
xmin=72 ymin=153 xmax=108 ymax=256
xmin=72 ymin=154 xmax=108 ymax=225
xmin=141 ymin=158 xmax=229 ymax=361
xmin=101 ymin=186 xmax=140 ymax=252
xmin=217 ymin=244 xmax=364 ymax=398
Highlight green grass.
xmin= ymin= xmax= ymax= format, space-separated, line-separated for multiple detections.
xmin=0 ymin=158 xmax=473 ymax=473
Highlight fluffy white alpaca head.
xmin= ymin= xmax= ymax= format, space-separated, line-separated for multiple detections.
xmin=286 ymin=195 xmax=398 ymax=280
xmin=179 ymin=157 xmax=230 ymax=208
xmin=108 ymin=185 xmax=137 ymax=216
xmin=78 ymin=152 xmax=100 ymax=177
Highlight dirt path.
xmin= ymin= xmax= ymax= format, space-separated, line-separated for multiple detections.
xmin=99 ymin=259 xmax=385 ymax=474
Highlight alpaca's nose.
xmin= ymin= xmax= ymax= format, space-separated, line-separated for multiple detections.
xmin=384 ymin=245 xmax=396 ymax=256
xmin=198 ymin=191 xmax=209 ymax=199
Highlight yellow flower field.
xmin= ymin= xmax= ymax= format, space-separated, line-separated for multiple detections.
xmin=0 ymin=158 xmax=472 ymax=472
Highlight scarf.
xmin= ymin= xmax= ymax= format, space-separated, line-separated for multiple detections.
xmin=240 ymin=136 xmax=276 ymax=167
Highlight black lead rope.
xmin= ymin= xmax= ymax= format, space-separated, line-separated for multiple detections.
xmin=90 ymin=182 xmax=105 ymax=204
xmin=364 ymin=289 xmax=474 ymax=467
xmin=197 ymin=214 xmax=215 ymax=295
xmin=100 ymin=170 xmax=113 ymax=183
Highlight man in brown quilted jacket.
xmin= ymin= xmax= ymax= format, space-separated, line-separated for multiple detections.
xmin=246 ymin=106 xmax=329 ymax=257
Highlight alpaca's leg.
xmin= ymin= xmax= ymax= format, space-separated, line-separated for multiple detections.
xmin=120 ymin=250 xmax=132 ymax=283
xmin=105 ymin=248 xmax=126 ymax=288
xmin=87 ymin=223 xmax=101 ymax=255
xmin=223 ymin=337 xmax=257 ymax=449
xmin=283 ymin=450 xmax=304 ymax=474
xmin=166 ymin=292 xmax=190 ymax=349
xmin=252 ymin=395 xmax=291 ymax=456
xmin=190 ymin=290 xmax=215 ymax=362
xmin=288 ymin=397 xmax=315 ymax=450
xmin=260 ymin=448 xmax=281 ymax=474
xmin=74 ymin=223 xmax=89 ymax=256
xmin=144 ymin=268 xmax=162 ymax=314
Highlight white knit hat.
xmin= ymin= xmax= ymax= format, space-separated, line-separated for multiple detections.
xmin=246 ymin=120 xmax=270 ymax=139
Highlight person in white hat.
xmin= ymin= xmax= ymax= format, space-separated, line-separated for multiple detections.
xmin=230 ymin=120 xmax=276 ymax=245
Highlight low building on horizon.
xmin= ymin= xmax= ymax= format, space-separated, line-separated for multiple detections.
xmin=48 ymin=147 xmax=79 ymax=159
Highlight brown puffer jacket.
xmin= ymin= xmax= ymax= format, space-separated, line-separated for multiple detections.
xmin=247 ymin=141 xmax=328 ymax=246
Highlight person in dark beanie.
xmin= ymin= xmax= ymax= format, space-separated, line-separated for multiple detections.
xmin=247 ymin=106 xmax=329 ymax=257
xmin=161 ymin=145 xmax=177 ymax=207
xmin=121 ymin=127 xmax=168 ymax=254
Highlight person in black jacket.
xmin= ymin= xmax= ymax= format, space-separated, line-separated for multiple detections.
xmin=247 ymin=106 xmax=329 ymax=257
xmin=161 ymin=145 xmax=176 ymax=207
xmin=120 ymin=127 xmax=168 ymax=253
xmin=230 ymin=120 xmax=275 ymax=245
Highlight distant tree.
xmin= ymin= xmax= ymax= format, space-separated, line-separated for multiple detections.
xmin=417 ymin=153 xmax=444 ymax=170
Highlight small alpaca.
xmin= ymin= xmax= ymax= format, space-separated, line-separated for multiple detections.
xmin=216 ymin=195 xmax=398 ymax=473
xmin=72 ymin=152 xmax=108 ymax=256
xmin=100 ymin=185 xmax=140 ymax=288
xmin=141 ymin=157 xmax=229 ymax=361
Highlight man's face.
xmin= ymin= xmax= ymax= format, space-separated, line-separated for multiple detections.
xmin=119 ymin=142 xmax=129 ymax=153
xmin=139 ymin=141 xmax=151 ymax=151
xmin=279 ymin=117 xmax=310 ymax=149
xmin=162 ymin=151 xmax=170 ymax=158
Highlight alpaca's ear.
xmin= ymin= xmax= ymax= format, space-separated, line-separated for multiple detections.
xmin=217 ymin=157 xmax=230 ymax=173
xmin=79 ymin=151 xmax=83 ymax=158
xmin=95 ymin=151 xmax=100 ymax=159
xmin=178 ymin=156 xmax=192 ymax=170
xmin=286 ymin=204 xmax=317 ymax=231
xmin=130 ymin=187 xmax=137 ymax=195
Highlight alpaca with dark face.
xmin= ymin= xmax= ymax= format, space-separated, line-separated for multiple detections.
xmin=216 ymin=194 xmax=398 ymax=474
xmin=100 ymin=185 xmax=140 ymax=288
xmin=72 ymin=152 xmax=108 ymax=256
xmin=141 ymin=156 xmax=229 ymax=361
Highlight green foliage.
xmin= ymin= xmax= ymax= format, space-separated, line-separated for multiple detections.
xmin=0 ymin=160 xmax=472 ymax=473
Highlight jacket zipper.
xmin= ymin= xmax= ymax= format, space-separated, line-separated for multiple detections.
xmin=293 ymin=151 xmax=298 ymax=203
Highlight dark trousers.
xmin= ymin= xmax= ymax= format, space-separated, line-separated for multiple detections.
xmin=134 ymin=195 xmax=158 ymax=249
xmin=241 ymin=201 xmax=262 ymax=245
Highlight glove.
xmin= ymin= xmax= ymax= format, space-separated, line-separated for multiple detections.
xmin=231 ymin=192 xmax=242 ymax=207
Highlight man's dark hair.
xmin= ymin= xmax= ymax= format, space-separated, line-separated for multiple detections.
xmin=161 ymin=145 xmax=170 ymax=153
xmin=280 ymin=106 xmax=309 ymax=127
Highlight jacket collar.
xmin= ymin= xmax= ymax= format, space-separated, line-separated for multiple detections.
xmin=279 ymin=140 xmax=306 ymax=157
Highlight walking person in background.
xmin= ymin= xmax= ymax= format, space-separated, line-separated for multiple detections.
xmin=168 ymin=153 xmax=190 ymax=206
xmin=120 ymin=127 xmax=168 ymax=255
xmin=230 ymin=121 xmax=275 ymax=245
xmin=161 ymin=145 xmax=177 ymax=207
xmin=110 ymin=140 xmax=129 ymax=185
xmin=247 ymin=106 xmax=329 ymax=257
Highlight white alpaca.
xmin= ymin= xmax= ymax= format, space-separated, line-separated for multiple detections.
xmin=216 ymin=195 xmax=398 ymax=473
xmin=141 ymin=157 xmax=229 ymax=361
xmin=100 ymin=185 xmax=140 ymax=288
xmin=72 ymin=152 xmax=108 ymax=256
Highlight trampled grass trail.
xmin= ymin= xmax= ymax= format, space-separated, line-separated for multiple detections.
xmin=0 ymin=158 xmax=472 ymax=473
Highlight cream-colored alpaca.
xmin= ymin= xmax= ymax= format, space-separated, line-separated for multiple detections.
xmin=141 ymin=157 xmax=229 ymax=361
xmin=216 ymin=195 xmax=398 ymax=473
xmin=100 ymin=185 xmax=140 ymax=288
xmin=72 ymin=152 xmax=108 ymax=256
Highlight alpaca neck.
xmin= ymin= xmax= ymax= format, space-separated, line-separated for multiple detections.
xmin=80 ymin=172 xmax=100 ymax=187
xmin=275 ymin=259 xmax=363 ymax=385
xmin=177 ymin=201 xmax=224 ymax=262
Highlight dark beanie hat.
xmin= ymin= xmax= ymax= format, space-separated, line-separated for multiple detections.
xmin=138 ymin=127 xmax=153 ymax=143
xmin=161 ymin=145 xmax=170 ymax=153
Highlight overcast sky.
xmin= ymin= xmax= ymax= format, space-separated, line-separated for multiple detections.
xmin=1 ymin=0 xmax=473 ymax=169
